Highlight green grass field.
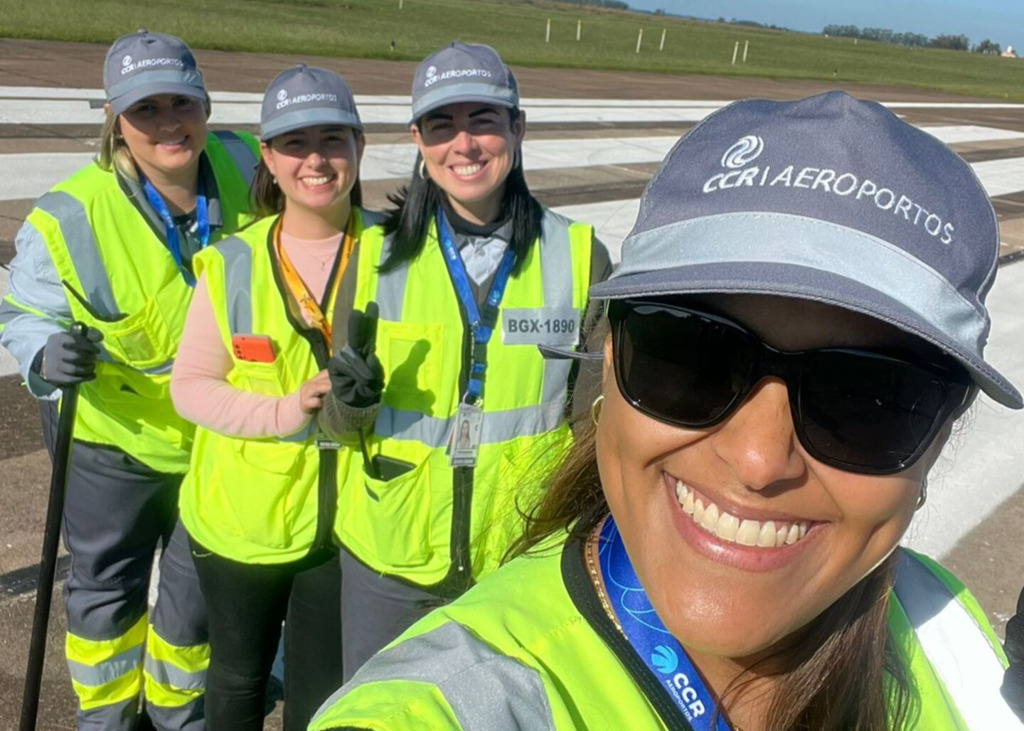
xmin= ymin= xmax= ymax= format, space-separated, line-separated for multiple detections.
xmin=3 ymin=0 xmax=1024 ymax=100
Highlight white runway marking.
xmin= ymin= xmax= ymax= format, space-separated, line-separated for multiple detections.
xmin=6 ymin=132 xmax=1024 ymax=203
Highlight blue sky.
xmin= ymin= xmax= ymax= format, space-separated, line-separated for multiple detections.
xmin=628 ymin=1 xmax=1024 ymax=53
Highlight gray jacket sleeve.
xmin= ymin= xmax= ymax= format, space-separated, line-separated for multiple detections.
xmin=0 ymin=220 xmax=71 ymax=399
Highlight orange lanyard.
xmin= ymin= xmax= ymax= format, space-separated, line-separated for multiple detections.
xmin=272 ymin=215 xmax=355 ymax=348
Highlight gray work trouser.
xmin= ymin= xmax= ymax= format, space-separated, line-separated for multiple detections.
xmin=41 ymin=401 xmax=207 ymax=731
xmin=339 ymin=548 xmax=447 ymax=681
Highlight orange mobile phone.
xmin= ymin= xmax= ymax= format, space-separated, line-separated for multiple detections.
xmin=232 ymin=335 xmax=276 ymax=363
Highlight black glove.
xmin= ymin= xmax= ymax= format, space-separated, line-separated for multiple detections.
xmin=38 ymin=326 xmax=103 ymax=387
xmin=1003 ymin=586 xmax=1024 ymax=720
xmin=328 ymin=302 xmax=384 ymax=408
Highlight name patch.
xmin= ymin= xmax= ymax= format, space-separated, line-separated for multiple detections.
xmin=501 ymin=307 xmax=579 ymax=346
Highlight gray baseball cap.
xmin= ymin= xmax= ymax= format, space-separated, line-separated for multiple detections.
xmin=410 ymin=42 xmax=518 ymax=122
xmin=260 ymin=65 xmax=362 ymax=140
xmin=591 ymin=90 xmax=1021 ymax=408
xmin=104 ymin=30 xmax=206 ymax=117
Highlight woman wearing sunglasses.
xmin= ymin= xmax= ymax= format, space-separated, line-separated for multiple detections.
xmin=311 ymin=91 xmax=1022 ymax=731
xmin=170 ymin=65 xmax=370 ymax=730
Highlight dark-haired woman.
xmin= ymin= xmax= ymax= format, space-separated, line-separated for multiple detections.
xmin=312 ymin=91 xmax=1022 ymax=730
xmin=170 ymin=65 xmax=374 ymax=730
xmin=319 ymin=41 xmax=610 ymax=678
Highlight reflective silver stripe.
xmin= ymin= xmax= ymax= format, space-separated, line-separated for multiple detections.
xmin=35 ymin=192 xmax=120 ymax=318
xmin=538 ymin=212 xmax=576 ymax=410
xmin=894 ymin=551 xmax=1024 ymax=729
xmin=377 ymin=401 xmax=564 ymax=447
xmin=538 ymin=211 xmax=574 ymax=308
xmin=217 ymin=237 xmax=253 ymax=335
xmin=375 ymin=235 xmax=408 ymax=322
xmin=212 ymin=131 xmax=258 ymax=189
xmin=320 ymin=621 xmax=556 ymax=731
xmin=67 ymin=644 xmax=143 ymax=687
xmin=143 ymin=655 xmax=206 ymax=691
xmin=282 ymin=422 xmax=314 ymax=443
xmin=604 ymin=212 xmax=987 ymax=354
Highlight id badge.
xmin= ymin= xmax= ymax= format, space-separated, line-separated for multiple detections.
xmin=448 ymin=402 xmax=483 ymax=468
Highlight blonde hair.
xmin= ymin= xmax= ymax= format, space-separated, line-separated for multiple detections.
xmin=96 ymin=107 xmax=138 ymax=182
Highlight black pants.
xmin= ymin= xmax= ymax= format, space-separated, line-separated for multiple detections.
xmin=189 ymin=539 xmax=342 ymax=731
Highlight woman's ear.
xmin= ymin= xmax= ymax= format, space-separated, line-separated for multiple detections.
xmin=259 ymin=141 xmax=276 ymax=177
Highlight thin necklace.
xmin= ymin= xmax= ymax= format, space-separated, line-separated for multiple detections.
xmin=584 ymin=526 xmax=625 ymax=636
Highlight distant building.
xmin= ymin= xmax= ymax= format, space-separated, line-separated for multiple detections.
xmin=1002 ymin=45 xmax=1017 ymax=58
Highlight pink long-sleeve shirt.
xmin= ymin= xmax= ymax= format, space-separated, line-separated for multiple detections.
xmin=170 ymin=230 xmax=343 ymax=438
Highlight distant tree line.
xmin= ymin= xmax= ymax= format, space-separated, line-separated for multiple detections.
xmin=822 ymin=24 xmax=1003 ymax=54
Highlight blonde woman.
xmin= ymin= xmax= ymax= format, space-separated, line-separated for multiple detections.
xmin=0 ymin=30 xmax=258 ymax=730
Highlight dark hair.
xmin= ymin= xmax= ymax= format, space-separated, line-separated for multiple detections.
xmin=251 ymin=140 xmax=364 ymax=218
xmin=379 ymin=107 xmax=541 ymax=275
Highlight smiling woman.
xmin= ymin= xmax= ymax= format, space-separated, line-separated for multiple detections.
xmin=170 ymin=64 xmax=372 ymax=730
xmin=315 ymin=40 xmax=612 ymax=682
xmin=310 ymin=91 xmax=1024 ymax=731
xmin=0 ymin=30 xmax=262 ymax=731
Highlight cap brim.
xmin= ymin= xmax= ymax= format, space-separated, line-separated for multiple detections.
xmin=261 ymin=107 xmax=363 ymax=139
xmin=109 ymin=83 xmax=206 ymax=117
xmin=591 ymin=260 xmax=1022 ymax=409
xmin=410 ymin=92 xmax=517 ymax=123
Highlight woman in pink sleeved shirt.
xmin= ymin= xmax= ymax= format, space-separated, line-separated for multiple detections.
xmin=170 ymin=65 xmax=370 ymax=731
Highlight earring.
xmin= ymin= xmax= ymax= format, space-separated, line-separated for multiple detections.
xmin=591 ymin=394 xmax=605 ymax=427
xmin=272 ymin=177 xmax=278 ymax=186
xmin=418 ymin=159 xmax=428 ymax=180
xmin=513 ymin=148 xmax=522 ymax=170
xmin=916 ymin=477 xmax=928 ymax=510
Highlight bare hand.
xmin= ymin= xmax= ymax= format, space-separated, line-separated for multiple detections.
xmin=299 ymin=370 xmax=331 ymax=414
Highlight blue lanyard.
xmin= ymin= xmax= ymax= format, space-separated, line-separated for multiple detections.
xmin=598 ymin=517 xmax=734 ymax=731
xmin=436 ymin=207 xmax=515 ymax=404
xmin=142 ymin=177 xmax=210 ymax=287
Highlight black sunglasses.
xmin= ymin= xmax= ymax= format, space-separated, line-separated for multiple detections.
xmin=608 ymin=299 xmax=972 ymax=475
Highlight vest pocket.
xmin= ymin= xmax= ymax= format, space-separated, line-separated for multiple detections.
xmin=230 ymin=357 xmax=291 ymax=398
xmin=100 ymin=297 xmax=173 ymax=370
xmin=378 ymin=321 xmax=447 ymax=415
xmin=345 ymin=455 xmax=432 ymax=570
xmin=219 ymin=440 xmax=310 ymax=550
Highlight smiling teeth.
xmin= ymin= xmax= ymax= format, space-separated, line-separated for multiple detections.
xmin=454 ymin=163 xmax=482 ymax=176
xmin=303 ymin=175 xmax=333 ymax=186
xmin=674 ymin=480 xmax=810 ymax=548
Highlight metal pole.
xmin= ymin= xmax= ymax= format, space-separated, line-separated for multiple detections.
xmin=659 ymin=28 xmax=666 ymax=51
xmin=636 ymin=28 xmax=644 ymax=53
xmin=577 ymin=19 xmax=582 ymax=42
xmin=743 ymin=39 xmax=749 ymax=62
xmin=546 ymin=18 xmax=551 ymax=43
xmin=20 ymin=325 xmax=84 ymax=731
xmin=732 ymin=41 xmax=739 ymax=64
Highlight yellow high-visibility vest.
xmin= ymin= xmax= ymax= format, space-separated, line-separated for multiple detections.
xmin=336 ymin=210 xmax=594 ymax=592
xmin=180 ymin=210 xmax=376 ymax=563
xmin=26 ymin=131 xmax=259 ymax=473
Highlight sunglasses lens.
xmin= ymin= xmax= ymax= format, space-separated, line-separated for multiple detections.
xmin=615 ymin=305 xmax=756 ymax=426
xmin=611 ymin=300 xmax=969 ymax=475
xmin=797 ymin=352 xmax=956 ymax=472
